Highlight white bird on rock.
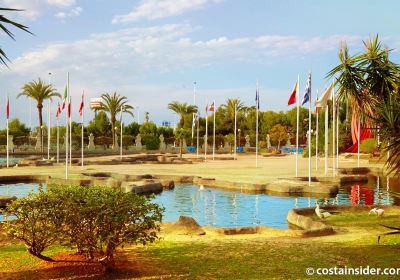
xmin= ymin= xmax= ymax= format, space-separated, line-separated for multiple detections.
xmin=369 ymin=207 xmax=384 ymax=217
xmin=315 ymin=203 xmax=332 ymax=220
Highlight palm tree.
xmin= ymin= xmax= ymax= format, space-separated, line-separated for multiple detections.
xmin=0 ymin=8 xmax=33 ymax=65
xmin=18 ymin=79 xmax=60 ymax=153
xmin=221 ymin=98 xmax=245 ymax=132
xmin=99 ymin=92 xmax=134 ymax=147
xmin=167 ymin=101 xmax=197 ymax=128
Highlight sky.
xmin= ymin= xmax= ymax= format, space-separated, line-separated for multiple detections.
xmin=0 ymin=0 xmax=399 ymax=128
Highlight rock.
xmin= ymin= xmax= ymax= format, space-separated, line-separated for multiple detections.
xmin=0 ymin=195 xmax=17 ymax=208
xmin=159 ymin=180 xmax=174 ymax=190
xmin=171 ymin=216 xmax=206 ymax=235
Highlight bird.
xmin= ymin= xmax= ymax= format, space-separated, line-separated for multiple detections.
xmin=315 ymin=203 xmax=332 ymax=220
xmin=369 ymin=207 xmax=385 ymax=217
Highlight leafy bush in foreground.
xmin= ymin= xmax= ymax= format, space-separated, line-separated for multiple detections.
xmin=4 ymin=186 xmax=163 ymax=271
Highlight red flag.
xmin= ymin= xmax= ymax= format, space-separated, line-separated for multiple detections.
xmin=287 ymin=81 xmax=298 ymax=106
xmin=79 ymin=92 xmax=84 ymax=116
xmin=68 ymin=98 xmax=71 ymax=119
xmin=56 ymin=103 xmax=61 ymax=118
xmin=6 ymin=96 xmax=9 ymax=119
xmin=205 ymin=103 xmax=208 ymax=114
xmin=209 ymin=101 xmax=215 ymax=113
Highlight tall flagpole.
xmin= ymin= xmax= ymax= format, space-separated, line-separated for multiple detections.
xmin=308 ymin=72 xmax=312 ymax=186
xmin=82 ymin=91 xmax=85 ymax=167
xmin=324 ymin=102 xmax=329 ymax=176
xmin=6 ymin=95 xmax=9 ymax=168
xmin=196 ymin=112 xmax=199 ymax=157
xmin=212 ymin=100 xmax=216 ymax=160
xmin=205 ymin=99 xmax=208 ymax=160
xmin=296 ymin=75 xmax=300 ymax=177
xmin=65 ymin=72 xmax=69 ymax=179
xmin=332 ymin=80 xmax=336 ymax=176
xmin=57 ymin=111 xmax=59 ymax=164
xmin=336 ymin=100 xmax=339 ymax=169
xmin=358 ymin=115 xmax=361 ymax=168
xmin=256 ymin=80 xmax=259 ymax=168
xmin=47 ymin=99 xmax=51 ymax=160
xmin=69 ymin=96 xmax=72 ymax=167
xmin=234 ymin=103 xmax=237 ymax=159
xmin=315 ymin=90 xmax=319 ymax=171
xmin=192 ymin=81 xmax=196 ymax=146
xmin=120 ymin=104 xmax=123 ymax=160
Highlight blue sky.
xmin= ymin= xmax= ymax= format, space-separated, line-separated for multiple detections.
xmin=0 ymin=0 xmax=399 ymax=128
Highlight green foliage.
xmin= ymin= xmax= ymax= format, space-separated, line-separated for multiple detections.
xmin=269 ymin=124 xmax=289 ymax=149
xmin=142 ymin=135 xmax=160 ymax=150
xmin=168 ymin=101 xmax=198 ymax=128
xmin=0 ymin=118 xmax=30 ymax=137
xmin=139 ymin=122 xmax=157 ymax=135
xmin=124 ymin=122 xmax=140 ymax=136
xmin=4 ymin=185 xmax=163 ymax=270
xmin=157 ymin=126 xmax=174 ymax=138
xmin=87 ymin=111 xmax=112 ymax=137
xmin=360 ymin=138 xmax=376 ymax=154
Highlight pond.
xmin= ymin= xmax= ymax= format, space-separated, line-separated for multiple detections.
xmin=0 ymin=177 xmax=399 ymax=228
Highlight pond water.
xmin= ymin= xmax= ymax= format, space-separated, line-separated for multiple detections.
xmin=0 ymin=177 xmax=399 ymax=228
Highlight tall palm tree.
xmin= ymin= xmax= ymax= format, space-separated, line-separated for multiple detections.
xmin=18 ymin=79 xmax=60 ymax=153
xmin=221 ymin=98 xmax=245 ymax=132
xmin=0 ymin=8 xmax=33 ymax=65
xmin=99 ymin=92 xmax=134 ymax=147
xmin=167 ymin=101 xmax=197 ymax=128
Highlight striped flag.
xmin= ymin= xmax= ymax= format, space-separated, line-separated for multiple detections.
xmin=61 ymin=86 xmax=67 ymax=110
xmin=56 ymin=102 xmax=61 ymax=118
xmin=79 ymin=92 xmax=84 ymax=116
xmin=288 ymin=81 xmax=298 ymax=106
xmin=209 ymin=101 xmax=215 ymax=112
xmin=301 ymin=73 xmax=311 ymax=105
xmin=6 ymin=96 xmax=9 ymax=119
xmin=68 ymin=97 xmax=71 ymax=118
xmin=255 ymin=89 xmax=260 ymax=109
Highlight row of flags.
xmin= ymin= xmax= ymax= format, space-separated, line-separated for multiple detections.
xmin=55 ymin=89 xmax=84 ymax=119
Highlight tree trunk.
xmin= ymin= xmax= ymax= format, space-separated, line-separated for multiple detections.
xmin=111 ymin=118 xmax=115 ymax=148
xmin=278 ymin=140 xmax=281 ymax=150
xmin=28 ymin=247 xmax=55 ymax=262
xmin=179 ymin=139 xmax=183 ymax=158
xmin=37 ymin=104 xmax=43 ymax=155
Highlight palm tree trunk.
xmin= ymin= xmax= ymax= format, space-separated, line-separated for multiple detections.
xmin=37 ymin=104 xmax=43 ymax=155
xmin=111 ymin=118 xmax=116 ymax=148
xmin=179 ymin=139 xmax=183 ymax=158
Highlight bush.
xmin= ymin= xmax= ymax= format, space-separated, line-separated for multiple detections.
xmin=360 ymin=138 xmax=376 ymax=154
xmin=5 ymin=185 xmax=163 ymax=271
xmin=142 ymin=135 xmax=160 ymax=150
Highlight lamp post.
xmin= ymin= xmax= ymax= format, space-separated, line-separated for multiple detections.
xmin=41 ymin=125 xmax=45 ymax=158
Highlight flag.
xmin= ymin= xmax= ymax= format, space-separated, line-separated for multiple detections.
xmin=61 ymin=86 xmax=67 ymax=110
xmin=209 ymin=101 xmax=215 ymax=113
xmin=79 ymin=92 xmax=84 ymax=116
xmin=288 ymin=81 xmax=298 ymax=106
xmin=6 ymin=96 xmax=9 ymax=119
xmin=301 ymin=73 xmax=311 ymax=105
xmin=255 ymin=90 xmax=260 ymax=109
xmin=205 ymin=102 xmax=209 ymax=114
xmin=315 ymin=82 xmax=334 ymax=109
xmin=68 ymin=98 xmax=71 ymax=118
xmin=56 ymin=102 xmax=61 ymax=118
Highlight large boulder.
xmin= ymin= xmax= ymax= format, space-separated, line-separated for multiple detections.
xmin=170 ymin=216 xmax=205 ymax=235
xmin=0 ymin=195 xmax=17 ymax=208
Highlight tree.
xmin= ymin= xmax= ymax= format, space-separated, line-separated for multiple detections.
xmin=18 ymin=79 xmax=60 ymax=153
xmin=174 ymin=128 xmax=188 ymax=158
xmin=87 ymin=111 xmax=112 ymax=137
xmin=0 ymin=118 xmax=30 ymax=137
xmin=0 ymin=8 xmax=33 ymax=65
xmin=168 ymin=101 xmax=197 ymax=128
xmin=221 ymin=98 xmax=245 ymax=132
xmin=99 ymin=92 xmax=134 ymax=147
xmin=124 ymin=122 xmax=140 ymax=136
xmin=269 ymin=124 xmax=289 ymax=149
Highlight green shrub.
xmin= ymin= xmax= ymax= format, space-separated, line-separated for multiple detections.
xmin=142 ymin=135 xmax=160 ymax=150
xmin=360 ymin=138 xmax=376 ymax=154
xmin=5 ymin=185 xmax=163 ymax=271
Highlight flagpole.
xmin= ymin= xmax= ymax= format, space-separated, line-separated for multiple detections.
xmin=205 ymin=99 xmax=208 ymax=161
xmin=69 ymin=96 xmax=72 ymax=167
xmin=296 ymin=75 xmax=300 ymax=177
xmin=192 ymin=81 xmax=196 ymax=146
xmin=256 ymin=80 xmax=259 ymax=168
xmin=315 ymin=90 xmax=319 ymax=171
xmin=65 ymin=72 xmax=69 ymax=179
xmin=57 ymin=113 xmax=59 ymax=164
xmin=47 ymin=99 xmax=51 ymax=160
xmin=6 ymin=95 xmax=9 ymax=168
xmin=336 ymin=100 xmax=339 ymax=170
xmin=120 ymin=104 xmax=123 ymax=160
xmin=358 ymin=115 xmax=360 ymax=168
xmin=308 ymin=72 xmax=312 ymax=186
xmin=324 ymin=102 xmax=329 ymax=176
xmin=212 ymin=100 xmax=216 ymax=160
xmin=82 ymin=91 xmax=85 ymax=168
xmin=332 ymin=80 xmax=336 ymax=176
xmin=196 ymin=113 xmax=199 ymax=157
xmin=234 ymin=103 xmax=237 ymax=160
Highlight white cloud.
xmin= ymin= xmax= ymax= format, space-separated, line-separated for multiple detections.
xmin=54 ymin=6 xmax=82 ymax=19
xmin=112 ymin=0 xmax=223 ymax=24
xmin=47 ymin=0 xmax=75 ymax=6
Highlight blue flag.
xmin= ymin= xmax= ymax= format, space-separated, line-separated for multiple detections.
xmin=255 ymin=89 xmax=260 ymax=109
xmin=301 ymin=73 xmax=311 ymax=105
